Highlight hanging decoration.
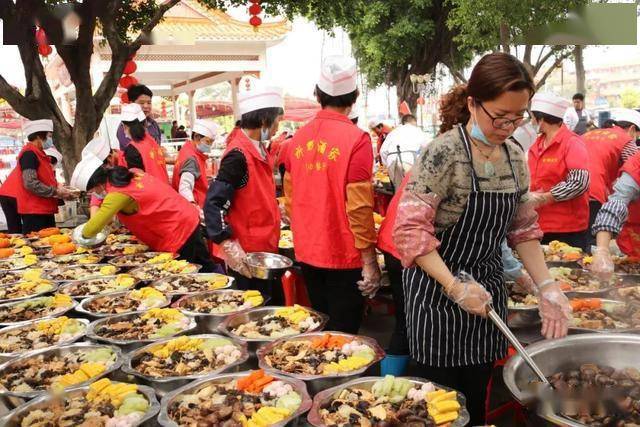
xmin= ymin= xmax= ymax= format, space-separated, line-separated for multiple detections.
xmin=119 ymin=53 xmax=138 ymax=102
xmin=248 ymin=0 xmax=262 ymax=30
xmin=119 ymin=75 xmax=138 ymax=89
xmin=35 ymin=27 xmax=52 ymax=57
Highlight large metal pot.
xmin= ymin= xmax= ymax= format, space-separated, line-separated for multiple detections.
xmin=245 ymin=252 xmax=293 ymax=280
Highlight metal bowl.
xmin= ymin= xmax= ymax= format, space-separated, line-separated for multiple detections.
xmin=0 ymin=296 xmax=77 ymax=327
xmin=174 ymin=289 xmax=268 ymax=333
xmin=129 ymin=262 xmax=202 ymax=284
xmin=307 ymin=376 xmax=470 ymax=427
xmin=76 ymin=289 xmax=171 ymax=318
xmin=257 ymin=331 xmax=385 ymax=395
xmin=157 ymin=371 xmax=312 ymax=427
xmin=122 ymin=334 xmax=249 ymax=396
xmin=0 ymin=382 xmax=159 ymax=427
xmin=58 ymin=275 xmax=139 ymax=299
xmin=108 ymin=251 xmax=177 ymax=268
xmin=245 ymin=252 xmax=293 ymax=280
xmin=0 ymin=342 xmax=122 ymax=401
xmin=568 ymin=298 xmax=640 ymax=334
xmin=87 ymin=311 xmax=198 ymax=352
xmin=71 ymin=223 xmax=108 ymax=247
xmin=151 ymin=272 xmax=234 ymax=297
xmin=0 ymin=280 xmax=58 ymax=303
xmin=218 ymin=306 xmax=329 ymax=354
xmin=507 ymin=303 xmax=540 ymax=329
xmin=42 ymin=263 xmax=121 ymax=283
xmin=0 ymin=318 xmax=90 ymax=361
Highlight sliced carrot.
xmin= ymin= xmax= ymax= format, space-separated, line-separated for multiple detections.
xmin=0 ymin=248 xmax=14 ymax=258
xmin=247 ymin=374 xmax=274 ymax=393
xmin=570 ymin=300 xmax=584 ymax=311
xmin=559 ymin=281 xmax=572 ymax=292
xmin=237 ymin=370 xmax=264 ymax=391
xmin=583 ymin=298 xmax=602 ymax=310
xmin=0 ymin=238 xmax=10 ymax=249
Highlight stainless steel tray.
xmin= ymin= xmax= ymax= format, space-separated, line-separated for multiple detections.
xmin=76 ymin=289 xmax=170 ymax=318
xmin=0 ymin=280 xmax=58 ymax=303
xmin=58 ymin=274 xmax=139 ymax=299
xmin=568 ymin=298 xmax=640 ymax=334
xmin=108 ymin=251 xmax=177 ymax=268
xmin=42 ymin=263 xmax=121 ymax=283
xmin=129 ymin=262 xmax=202 ymax=283
xmin=0 ymin=296 xmax=77 ymax=327
xmin=150 ymin=272 xmax=234 ymax=296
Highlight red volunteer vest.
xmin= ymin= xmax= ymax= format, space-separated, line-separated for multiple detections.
xmin=376 ymin=173 xmax=411 ymax=260
xmin=107 ymin=170 xmax=199 ymax=253
xmin=172 ymin=141 xmax=209 ymax=208
xmin=0 ymin=144 xmax=58 ymax=214
xmin=127 ymin=133 xmax=169 ymax=184
xmin=223 ymin=131 xmax=280 ymax=253
xmin=528 ymin=125 xmax=589 ymax=233
xmin=617 ymin=152 xmax=640 ymax=258
xmin=288 ymin=110 xmax=369 ymax=269
xmin=583 ymin=127 xmax=631 ymax=204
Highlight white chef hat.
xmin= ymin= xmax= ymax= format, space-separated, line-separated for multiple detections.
xmin=44 ymin=147 xmax=63 ymax=164
xmin=81 ymin=136 xmax=110 ymax=161
xmin=317 ymin=56 xmax=358 ymax=97
xmin=192 ymin=119 xmax=219 ymax=140
xmin=613 ymin=108 xmax=640 ymax=129
xmin=530 ymin=92 xmax=571 ymax=119
xmin=237 ymin=84 xmax=284 ymax=116
xmin=120 ymin=103 xmax=146 ymax=122
xmin=70 ymin=153 xmax=103 ymax=191
xmin=23 ymin=119 xmax=53 ymax=138
xmin=511 ymin=122 xmax=538 ymax=152
xmin=368 ymin=118 xmax=383 ymax=129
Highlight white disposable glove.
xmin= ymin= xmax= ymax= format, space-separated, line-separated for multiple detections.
xmin=536 ymin=280 xmax=571 ymax=340
xmin=589 ymin=247 xmax=614 ymax=281
xmin=513 ymin=271 xmax=536 ymax=295
xmin=220 ymin=239 xmax=251 ymax=278
xmin=358 ymin=248 xmax=381 ymax=298
xmin=442 ymin=272 xmax=492 ymax=317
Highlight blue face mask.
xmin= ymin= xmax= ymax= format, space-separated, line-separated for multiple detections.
xmin=43 ymin=137 xmax=54 ymax=150
xmin=470 ymin=118 xmax=492 ymax=146
xmin=260 ymin=128 xmax=270 ymax=142
xmin=197 ymin=142 xmax=211 ymax=154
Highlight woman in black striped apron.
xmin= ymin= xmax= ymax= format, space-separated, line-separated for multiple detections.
xmin=393 ymin=53 xmax=572 ymax=424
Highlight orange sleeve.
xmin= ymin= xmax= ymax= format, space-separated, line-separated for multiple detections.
xmin=346 ymin=180 xmax=377 ymax=249
xmin=283 ymin=171 xmax=293 ymax=218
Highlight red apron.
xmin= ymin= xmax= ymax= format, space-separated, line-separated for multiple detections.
xmin=528 ymin=125 xmax=589 ymax=233
xmin=617 ymin=152 xmax=640 ymax=257
xmin=288 ymin=110 xmax=370 ymax=269
xmin=583 ymin=127 xmax=631 ymax=204
xmin=224 ymin=131 xmax=280 ymax=253
xmin=0 ymin=145 xmax=58 ymax=215
xmin=107 ymin=170 xmax=199 ymax=253
xmin=171 ymin=141 xmax=209 ymax=208
xmin=127 ymin=134 xmax=169 ymax=184
xmin=376 ymin=173 xmax=411 ymax=260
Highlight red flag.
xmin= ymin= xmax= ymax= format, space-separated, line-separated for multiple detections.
xmin=399 ymin=101 xmax=411 ymax=116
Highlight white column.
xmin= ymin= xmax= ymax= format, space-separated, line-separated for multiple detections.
xmin=231 ymin=78 xmax=239 ymax=121
xmin=188 ymin=90 xmax=196 ymax=128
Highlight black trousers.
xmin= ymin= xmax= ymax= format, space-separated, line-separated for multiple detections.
xmin=21 ymin=214 xmax=55 ymax=234
xmin=587 ymin=200 xmax=602 ymax=252
xmin=300 ymin=263 xmax=364 ymax=334
xmin=415 ymin=362 xmax=493 ymax=425
xmin=230 ymin=271 xmax=284 ymax=306
xmin=0 ymin=196 xmax=21 ymax=233
xmin=178 ymin=226 xmax=220 ymax=273
xmin=383 ymin=252 xmax=409 ymax=355
xmin=541 ymin=230 xmax=589 ymax=253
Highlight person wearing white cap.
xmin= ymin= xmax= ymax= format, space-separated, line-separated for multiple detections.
xmin=0 ymin=119 xmax=76 ymax=233
xmin=69 ymin=159 xmax=219 ymax=272
xmin=120 ymin=103 xmax=170 ymax=184
xmin=203 ymin=82 xmax=284 ymax=300
xmin=281 ymin=55 xmax=380 ymax=334
xmin=379 ymin=114 xmax=429 ymax=188
xmin=81 ymin=136 xmax=122 ymax=218
xmin=528 ymin=92 xmax=590 ymax=251
xmin=580 ymin=109 xmax=640 ymax=249
xmin=171 ymin=119 xmax=218 ymax=209
xmin=368 ymin=118 xmax=392 ymax=159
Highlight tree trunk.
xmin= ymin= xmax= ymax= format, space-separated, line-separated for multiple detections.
xmin=574 ymin=45 xmax=586 ymax=94
xmin=499 ymin=23 xmax=510 ymax=53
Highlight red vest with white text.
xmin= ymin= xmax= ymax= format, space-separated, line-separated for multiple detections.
xmin=172 ymin=141 xmax=209 ymax=208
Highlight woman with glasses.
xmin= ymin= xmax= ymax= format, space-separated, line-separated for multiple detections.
xmin=392 ymin=53 xmax=571 ymax=424
xmin=527 ymin=92 xmax=591 ymax=251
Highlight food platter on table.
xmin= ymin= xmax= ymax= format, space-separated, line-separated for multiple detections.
xmin=549 ymin=267 xmax=623 ymax=297
xmin=0 ymin=280 xmax=56 ymax=303
xmin=569 ymin=298 xmax=640 ymax=333
xmin=0 ymin=294 xmax=76 ymax=327
xmin=77 ymin=287 xmax=171 ymax=318
xmin=42 ymin=263 xmax=121 ymax=282
xmin=150 ymin=272 xmax=233 ymax=296
xmin=57 ymin=274 xmax=138 ymax=298
xmin=93 ymin=242 xmax=149 ymax=258
xmin=108 ymin=251 xmax=177 ymax=268
xmin=129 ymin=260 xmax=201 ymax=283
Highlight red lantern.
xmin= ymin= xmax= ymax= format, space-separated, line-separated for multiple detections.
xmin=123 ymin=60 xmax=137 ymax=75
xmin=249 ymin=3 xmax=262 ymax=15
xmin=120 ymin=93 xmax=129 ymax=104
xmin=38 ymin=44 xmax=52 ymax=57
xmin=35 ymin=28 xmax=49 ymax=46
xmin=249 ymin=16 xmax=262 ymax=27
xmin=119 ymin=75 xmax=138 ymax=89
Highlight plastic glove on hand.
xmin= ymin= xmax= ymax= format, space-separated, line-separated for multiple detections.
xmin=442 ymin=272 xmax=492 ymax=317
xmin=537 ymin=281 xmax=571 ymax=340
xmin=220 ymin=239 xmax=251 ymax=278
xmin=513 ymin=271 xmax=536 ymax=295
xmin=589 ymin=247 xmax=614 ymax=281
xmin=278 ymin=203 xmax=290 ymax=226
xmin=527 ymin=191 xmax=552 ymax=209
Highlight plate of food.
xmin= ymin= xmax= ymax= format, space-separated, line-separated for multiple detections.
xmin=151 ymin=273 xmax=233 ymax=296
xmin=0 ymin=268 xmax=43 ymax=286
xmin=129 ymin=260 xmax=201 ymax=282
xmin=106 ymin=233 xmax=139 ymax=245
xmin=87 ymin=308 xmax=197 ymax=351
xmin=0 ymin=280 xmax=56 ymax=302
xmin=549 ymin=267 xmax=623 ymax=297
xmin=123 ymin=334 xmax=249 ymax=395
xmin=609 ymin=285 xmax=640 ymax=305
xmin=109 ymin=252 xmax=177 ymax=268
xmin=258 ymin=332 xmax=384 ymax=394
xmin=569 ymin=298 xmax=640 ymax=333
xmin=93 ymin=243 xmax=149 ymax=258
xmin=506 ymin=282 xmax=540 ymax=329
xmin=0 ymin=254 xmax=39 ymax=271
xmin=0 ymin=378 xmax=159 ymax=427
xmin=0 ymin=294 xmax=76 ymax=326
xmin=543 ymin=241 xmax=583 ymax=266
xmin=43 ymin=263 xmax=120 ymax=282
xmin=307 ymin=375 xmax=469 ymax=426
xmin=0 ymin=317 xmax=88 ymax=360
xmin=77 ymin=287 xmax=170 ymax=317
xmin=0 ymin=343 xmax=121 ymax=400
xmin=175 ymin=289 xmax=266 ymax=332
xmin=41 ymin=252 xmax=103 ymax=265
xmin=58 ymin=274 xmax=138 ymax=298
xmin=157 ymin=370 xmax=312 ymax=427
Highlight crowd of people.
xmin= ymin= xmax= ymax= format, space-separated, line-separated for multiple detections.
xmin=2 ymin=51 xmax=640 ymax=424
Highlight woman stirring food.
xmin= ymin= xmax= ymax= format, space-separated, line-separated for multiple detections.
xmin=393 ymin=53 xmax=571 ymax=424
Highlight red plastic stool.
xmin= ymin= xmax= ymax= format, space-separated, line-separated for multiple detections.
xmin=485 ymin=347 xmax=526 ymax=425
xmin=281 ymin=270 xmax=311 ymax=307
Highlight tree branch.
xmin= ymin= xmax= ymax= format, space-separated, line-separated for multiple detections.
xmin=131 ymin=0 xmax=181 ymax=49
xmin=0 ymin=75 xmax=31 ymax=116
xmin=534 ymin=46 xmax=561 ymax=75
xmin=535 ymin=50 xmax=573 ymax=89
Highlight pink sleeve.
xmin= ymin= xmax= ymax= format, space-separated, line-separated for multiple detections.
xmin=347 ymin=134 xmax=374 ymax=183
xmin=564 ymin=136 xmax=589 ymax=170
xmin=392 ymin=190 xmax=442 ymax=268
xmin=89 ymin=194 xmax=104 ymax=208
xmin=507 ymin=198 xmax=544 ymax=247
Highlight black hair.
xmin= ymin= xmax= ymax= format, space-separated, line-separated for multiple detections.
xmin=127 ymin=84 xmax=153 ymax=102
xmin=122 ymin=119 xmax=146 ymax=141
xmin=532 ymin=111 xmax=563 ymax=126
xmin=351 ymin=117 xmax=358 ymax=125
xmin=87 ymin=165 xmax=133 ymax=190
xmin=191 ymin=132 xmax=205 ymax=141
xmin=235 ymin=120 xmax=241 ymax=128
xmin=27 ymin=131 xmax=48 ymax=142
xmin=602 ymin=119 xmax=617 ymax=129
xmin=178 ymin=125 xmax=185 ymax=130
xmin=572 ymin=93 xmax=585 ymax=101
xmin=401 ymin=114 xmax=417 ymax=125
xmin=314 ymin=85 xmax=358 ymax=109
xmin=616 ymin=121 xmax=638 ymax=131
xmin=172 ymin=120 xmax=177 ymax=125
xmin=240 ymin=107 xmax=284 ymax=130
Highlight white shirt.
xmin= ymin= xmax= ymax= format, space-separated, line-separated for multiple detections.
xmin=379 ymin=124 xmax=429 ymax=169
xmin=563 ymin=107 xmax=592 ymax=132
